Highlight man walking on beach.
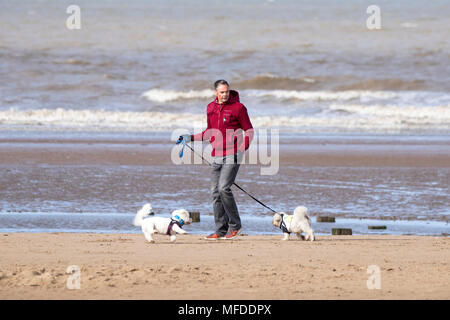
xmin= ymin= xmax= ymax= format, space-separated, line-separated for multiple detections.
xmin=177 ymin=80 xmax=253 ymax=240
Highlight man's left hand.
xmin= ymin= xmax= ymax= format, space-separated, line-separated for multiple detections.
xmin=176 ymin=135 xmax=192 ymax=144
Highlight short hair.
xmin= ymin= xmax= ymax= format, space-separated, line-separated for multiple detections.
xmin=214 ymin=79 xmax=229 ymax=89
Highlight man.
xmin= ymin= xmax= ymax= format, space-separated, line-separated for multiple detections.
xmin=178 ymin=79 xmax=254 ymax=240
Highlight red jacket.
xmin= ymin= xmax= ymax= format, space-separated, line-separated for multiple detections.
xmin=192 ymin=90 xmax=254 ymax=157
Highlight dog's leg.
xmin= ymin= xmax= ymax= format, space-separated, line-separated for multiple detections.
xmin=172 ymin=224 xmax=187 ymax=235
xmin=299 ymin=220 xmax=315 ymax=242
xmin=170 ymin=225 xmax=186 ymax=243
xmin=145 ymin=230 xmax=155 ymax=243
xmin=304 ymin=230 xmax=315 ymax=241
xmin=305 ymin=225 xmax=315 ymax=241
xmin=296 ymin=232 xmax=305 ymax=241
xmin=282 ymin=232 xmax=290 ymax=241
xmin=142 ymin=223 xmax=156 ymax=243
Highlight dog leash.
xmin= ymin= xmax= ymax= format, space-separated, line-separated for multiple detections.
xmin=178 ymin=140 xmax=277 ymax=213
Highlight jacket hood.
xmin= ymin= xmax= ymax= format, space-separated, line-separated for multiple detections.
xmin=228 ymin=90 xmax=240 ymax=103
xmin=214 ymin=89 xmax=240 ymax=104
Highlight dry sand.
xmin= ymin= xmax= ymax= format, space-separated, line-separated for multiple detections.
xmin=0 ymin=232 xmax=448 ymax=300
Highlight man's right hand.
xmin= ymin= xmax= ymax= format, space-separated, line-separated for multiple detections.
xmin=176 ymin=134 xmax=192 ymax=144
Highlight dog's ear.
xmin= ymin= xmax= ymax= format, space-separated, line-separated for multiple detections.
xmin=272 ymin=213 xmax=282 ymax=226
xmin=275 ymin=212 xmax=286 ymax=219
xmin=182 ymin=210 xmax=190 ymax=220
xmin=171 ymin=209 xmax=182 ymax=217
xmin=174 ymin=209 xmax=191 ymax=224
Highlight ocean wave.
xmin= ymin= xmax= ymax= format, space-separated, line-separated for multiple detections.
xmin=141 ymin=89 xmax=214 ymax=103
xmin=246 ymin=90 xmax=398 ymax=101
xmin=334 ymin=79 xmax=427 ymax=91
xmin=0 ymin=106 xmax=448 ymax=133
xmin=0 ymin=108 xmax=206 ymax=131
xmin=52 ymin=59 xmax=90 ymax=66
xmin=233 ymin=75 xmax=318 ymax=90
xmin=234 ymin=75 xmax=430 ymax=91
xmin=328 ymin=104 xmax=450 ymax=121
xmin=141 ymin=88 xmax=450 ymax=107
xmin=141 ymin=88 xmax=400 ymax=103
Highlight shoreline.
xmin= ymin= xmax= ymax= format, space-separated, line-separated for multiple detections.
xmin=1 ymin=130 xmax=450 ymax=145
xmin=1 ymin=213 xmax=449 ymax=236
xmin=0 ymin=232 xmax=448 ymax=300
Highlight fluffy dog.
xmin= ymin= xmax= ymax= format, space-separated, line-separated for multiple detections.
xmin=133 ymin=203 xmax=192 ymax=243
xmin=272 ymin=206 xmax=315 ymax=241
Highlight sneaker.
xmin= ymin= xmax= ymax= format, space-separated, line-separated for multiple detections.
xmin=224 ymin=228 xmax=242 ymax=240
xmin=204 ymin=233 xmax=225 ymax=240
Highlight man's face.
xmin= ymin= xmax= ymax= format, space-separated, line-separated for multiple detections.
xmin=215 ymin=84 xmax=229 ymax=104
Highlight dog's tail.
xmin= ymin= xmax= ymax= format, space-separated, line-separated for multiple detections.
xmin=133 ymin=203 xmax=152 ymax=227
xmin=293 ymin=206 xmax=308 ymax=217
xmin=292 ymin=206 xmax=309 ymax=223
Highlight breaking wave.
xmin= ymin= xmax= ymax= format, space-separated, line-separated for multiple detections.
xmin=245 ymin=90 xmax=398 ymax=101
xmin=1 ymin=105 xmax=448 ymax=133
xmin=141 ymin=89 xmax=214 ymax=103
xmin=141 ymin=88 xmax=402 ymax=103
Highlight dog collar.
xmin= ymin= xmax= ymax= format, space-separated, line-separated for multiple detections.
xmin=174 ymin=215 xmax=185 ymax=226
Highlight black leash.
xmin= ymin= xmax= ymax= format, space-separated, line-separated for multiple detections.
xmin=184 ymin=144 xmax=277 ymax=213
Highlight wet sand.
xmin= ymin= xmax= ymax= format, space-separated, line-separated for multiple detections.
xmin=1 ymin=136 xmax=449 ymax=223
xmin=1 ymin=136 xmax=449 ymax=167
xmin=0 ymin=232 xmax=448 ymax=300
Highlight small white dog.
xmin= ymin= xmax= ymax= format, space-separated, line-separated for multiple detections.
xmin=133 ymin=203 xmax=192 ymax=243
xmin=272 ymin=206 xmax=315 ymax=241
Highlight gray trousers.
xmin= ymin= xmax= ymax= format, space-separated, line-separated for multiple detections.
xmin=211 ymin=153 xmax=242 ymax=236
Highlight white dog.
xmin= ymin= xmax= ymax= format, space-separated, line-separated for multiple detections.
xmin=272 ymin=206 xmax=315 ymax=241
xmin=133 ymin=203 xmax=192 ymax=243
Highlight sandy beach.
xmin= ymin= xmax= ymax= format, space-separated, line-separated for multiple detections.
xmin=0 ymin=232 xmax=448 ymax=300
xmin=1 ymin=137 xmax=449 ymax=299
